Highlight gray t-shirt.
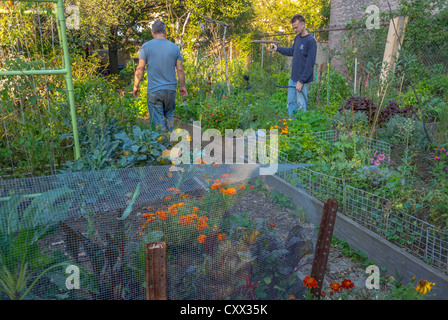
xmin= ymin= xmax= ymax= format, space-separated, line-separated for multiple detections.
xmin=138 ymin=38 xmax=183 ymax=93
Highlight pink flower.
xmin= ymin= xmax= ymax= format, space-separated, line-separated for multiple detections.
xmin=434 ymin=156 xmax=440 ymax=161
xmin=374 ymin=160 xmax=381 ymax=166
xmin=370 ymin=158 xmax=374 ymax=165
xmin=215 ymin=120 xmax=218 ymax=122
xmin=440 ymin=148 xmax=446 ymax=152
xmin=378 ymin=154 xmax=385 ymax=161
xmin=222 ymin=96 xmax=226 ymax=99
xmin=373 ymin=151 xmax=378 ymax=158
xmin=230 ymin=115 xmax=232 ymax=118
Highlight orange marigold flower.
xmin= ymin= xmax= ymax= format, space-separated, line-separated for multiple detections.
xmin=288 ymin=294 xmax=296 ymax=300
xmin=224 ymin=188 xmax=236 ymax=195
xmin=173 ymin=189 xmax=181 ymax=194
xmin=219 ymin=188 xmax=225 ymax=193
xmin=165 ymin=196 xmax=172 ymax=201
xmin=330 ymin=283 xmax=342 ymax=292
xmin=269 ymin=222 xmax=276 ymax=228
xmin=168 ymin=205 xmax=178 ymax=215
xmin=341 ymin=279 xmax=355 ymax=289
xmin=240 ymin=185 xmax=246 ymax=190
xmin=217 ymin=233 xmax=227 ymax=242
xmin=167 ymin=188 xmax=175 ymax=192
xmin=211 ymin=182 xmax=222 ymax=190
xmin=179 ymin=192 xmax=185 ymax=197
xmin=213 ymin=163 xmax=220 ymax=167
xmin=198 ymin=216 xmax=208 ymax=222
xmin=213 ymin=225 xmax=219 ymax=231
xmin=249 ymin=185 xmax=255 ymax=189
xmin=177 ymin=202 xmax=185 ymax=207
xmin=303 ymin=276 xmax=318 ymax=288
xmin=197 ymin=234 xmax=206 ymax=243
xmin=196 ymin=221 xmax=208 ymax=231
xmin=178 ymin=216 xmax=189 ymax=227
xmin=156 ymin=210 xmax=168 ymax=220
xmin=193 ymin=207 xmax=199 ymax=212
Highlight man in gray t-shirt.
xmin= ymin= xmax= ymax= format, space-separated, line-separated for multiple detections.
xmin=133 ymin=20 xmax=187 ymax=133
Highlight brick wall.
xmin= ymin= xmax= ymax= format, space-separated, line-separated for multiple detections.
xmin=328 ymin=0 xmax=399 ymax=75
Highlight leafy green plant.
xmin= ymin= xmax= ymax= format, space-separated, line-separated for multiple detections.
xmin=0 ymin=188 xmax=74 ymax=299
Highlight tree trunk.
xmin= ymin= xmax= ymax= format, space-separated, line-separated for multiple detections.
xmin=108 ymin=41 xmax=120 ymax=75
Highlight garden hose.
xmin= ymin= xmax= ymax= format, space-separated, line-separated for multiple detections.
xmin=267 ymin=48 xmax=308 ymax=109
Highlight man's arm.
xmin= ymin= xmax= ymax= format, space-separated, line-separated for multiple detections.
xmin=298 ymin=40 xmax=317 ymax=85
xmin=273 ymin=38 xmax=295 ymax=56
xmin=133 ymin=59 xmax=146 ymax=98
xmin=176 ymin=59 xmax=188 ymax=97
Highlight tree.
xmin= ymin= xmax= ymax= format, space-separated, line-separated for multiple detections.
xmin=66 ymin=0 xmax=171 ymax=74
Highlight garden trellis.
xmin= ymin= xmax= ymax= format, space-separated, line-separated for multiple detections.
xmin=0 ymin=0 xmax=80 ymax=178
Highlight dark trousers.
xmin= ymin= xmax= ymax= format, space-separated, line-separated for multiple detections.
xmin=147 ymin=89 xmax=176 ymax=133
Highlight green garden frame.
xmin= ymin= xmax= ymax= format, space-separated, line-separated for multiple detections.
xmin=0 ymin=0 xmax=80 ymax=160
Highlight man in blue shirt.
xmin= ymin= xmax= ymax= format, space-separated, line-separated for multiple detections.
xmin=133 ymin=20 xmax=188 ymax=132
xmin=273 ymin=14 xmax=317 ymax=118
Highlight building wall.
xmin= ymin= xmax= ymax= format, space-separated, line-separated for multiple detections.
xmin=328 ymin=0 xmax=400 ymax=75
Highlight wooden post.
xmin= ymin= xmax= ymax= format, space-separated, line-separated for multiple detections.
xmin=380 ymin=16 xmax=408 ymax=84
xmin=310 ymin=198 xmax=338 ymax=299
xmin=146 ymin=241 xmax=167 ymax=300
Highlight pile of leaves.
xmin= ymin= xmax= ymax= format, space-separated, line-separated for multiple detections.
xmin=339 ymin=97 xmax=418 ymax=125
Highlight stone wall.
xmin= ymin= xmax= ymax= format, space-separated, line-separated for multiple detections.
xmin=328 ymin=0 xmax=399 ymax=75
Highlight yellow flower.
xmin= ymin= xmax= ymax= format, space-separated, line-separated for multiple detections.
xmin=416 ymin=280 xmax=435 ymax=295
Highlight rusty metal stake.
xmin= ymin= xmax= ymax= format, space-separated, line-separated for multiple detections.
xmin=310 ymin=198 xmax=338 ymax=299
xmin=146 ymin=241 xmax=167 ymax=300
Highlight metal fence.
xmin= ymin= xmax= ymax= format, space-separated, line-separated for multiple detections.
xmin=273 ymin=131 xmax=448 ymax=273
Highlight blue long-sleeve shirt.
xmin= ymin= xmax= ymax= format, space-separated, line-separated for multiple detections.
xmin=277 ymin=34 xmax=317 ymax=84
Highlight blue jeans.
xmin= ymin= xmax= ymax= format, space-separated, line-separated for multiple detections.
xmin=147 ymin=89 xmax=176 ymax=133
xmin=287 ymin=78 xmax=309 ymax=119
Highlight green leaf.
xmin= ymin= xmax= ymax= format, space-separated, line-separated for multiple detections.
xmin=118 ymin=182 xmax=141 ymax=220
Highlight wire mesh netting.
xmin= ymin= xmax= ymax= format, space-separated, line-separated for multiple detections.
xmin=0 ymin=163 xmax=318 ymax=300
